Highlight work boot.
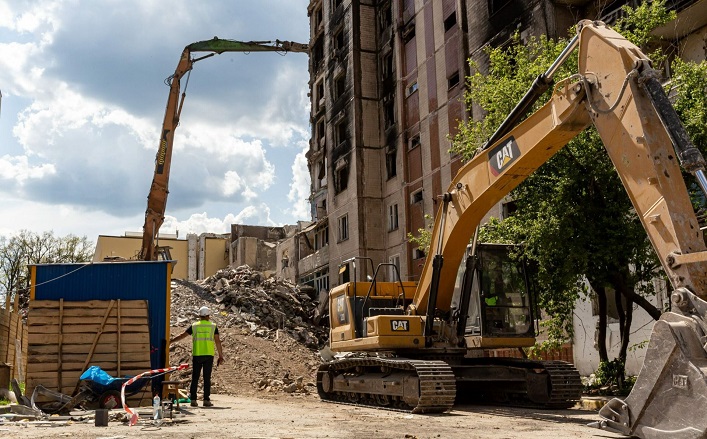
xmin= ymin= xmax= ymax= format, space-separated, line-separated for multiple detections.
xmin=203 ymin=400 xmax=213 ymax=407
xmin=190 ymin=400 xmax=198 ymax=407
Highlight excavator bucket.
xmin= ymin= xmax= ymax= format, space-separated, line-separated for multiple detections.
xmin=590 ymin=288 xmax=707 ymax=438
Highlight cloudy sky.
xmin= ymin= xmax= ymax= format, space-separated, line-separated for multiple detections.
xmin=0 ymin=0 xmax=312 ymax=241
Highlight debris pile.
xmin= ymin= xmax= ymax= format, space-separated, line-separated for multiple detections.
xmin=169 ymin=265 xmax=325 ymax=397
xmin=170 ymin=265 xmax=327 ymax=349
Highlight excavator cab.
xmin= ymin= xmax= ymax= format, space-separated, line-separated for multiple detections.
xmin=452 ymin=243 xmax=537 ymax=349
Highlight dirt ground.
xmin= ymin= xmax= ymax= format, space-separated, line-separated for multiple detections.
xmin=1 ymin=392 xmax=625 ymax=439
xmin=1 ymin=273 xmax=626 ymax=438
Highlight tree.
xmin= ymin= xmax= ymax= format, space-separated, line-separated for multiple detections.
xmin=450 ymin=1 xmax=707 ymax=385
xmin=0 ymin=230 xmax=94 ymax=311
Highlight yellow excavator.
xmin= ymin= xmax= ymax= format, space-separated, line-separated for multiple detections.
xmin=138 ymin=38 xmax=308 ymax=261
xmin=317 ymin=20 xmax=707 ymax=438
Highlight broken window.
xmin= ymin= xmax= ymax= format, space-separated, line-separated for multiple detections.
xmin=338 ymin=214 xmax=349 ymax=242
xmin=313 ymin=4 xmax=323 ymax=31
xmin=316 ymin=118 xmax=326 ymax=150
xmin=402 ymin=20 xmax=415 ymax=43
xmin=379 ymin=2 xmax=392 ymax=31
xmin=333 ymin=0 xmax=344 ymax=10
xmin=335 ymin=73 xmax=346 ymax=100
xmin=444 ymin=12 xmax=457 ymax=32
xmin=413 ymin=248 xmax=425 ymax=260
xmin=384 ymin=99 xmax=395 ymax=129
xmin=388 ymin=203 xmax=399 ymax=231
xmin=411 ymin=189 xmax=423 ymax=204
xmin=335 ymin=120 xmax=347 ymax=148
xmin=381 ymin=53 xmax=394 ymax=80
xmin=315 ymin=79 xmax=325 ymax=113
xmin=385 ymin=145 xmax=397 ymax=179
xmin=407 ymin=81 xmax=418 ymax=96
xmin=334 ymin=26 xmax=345 ymax=51
xmin=334 ymin=158 xmax=349 ymax=194
xmin=448 ymin=71 xmax=460 ymax=89
xmin=409 ymin=134 xmax=421 ymax=150
xmin=314 ymin=224 xmax=329 ymax=250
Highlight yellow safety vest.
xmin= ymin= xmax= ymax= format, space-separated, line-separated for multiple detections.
xmin=192 ymin=320 xmax=216 ymax=356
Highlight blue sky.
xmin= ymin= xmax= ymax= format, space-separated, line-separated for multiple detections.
xmin=0 ymin=0 xmax=312 ymax=240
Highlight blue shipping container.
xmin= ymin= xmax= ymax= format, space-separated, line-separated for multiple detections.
xmin=30 ymin=261 xmax=173 ymax=374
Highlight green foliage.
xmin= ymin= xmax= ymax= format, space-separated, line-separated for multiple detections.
xmin=450 ymin=0 xmax=704 ymax=353
xmin=589 ymin=359 xmax=636 ymax=396
xmin=0 ymin=231 xmax=94 ymax=309
xmin=407 ymin=214 xmax=433 ymax=253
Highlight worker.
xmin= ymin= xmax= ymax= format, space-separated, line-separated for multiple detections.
xmin=170 ymin=306 xmax=225 ymax=407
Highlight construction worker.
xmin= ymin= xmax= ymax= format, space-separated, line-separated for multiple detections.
xmin=170 ymin=306 xmax=225 ymax=407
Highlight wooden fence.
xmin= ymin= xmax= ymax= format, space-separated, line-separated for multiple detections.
xmin=0 ymin=294 xmax=28 ymax=385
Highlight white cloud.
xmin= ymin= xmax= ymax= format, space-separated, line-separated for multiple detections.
xmin=0 ymin=0 xmax=312 ymax=239
xmin=0 ymin=155 xmax=56 ymax=183
xmin=287 ymin=141 xmax=311 ymax=219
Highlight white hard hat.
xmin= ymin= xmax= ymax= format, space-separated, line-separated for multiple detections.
xmin=198 ymin=306 xmax=211 ymax=317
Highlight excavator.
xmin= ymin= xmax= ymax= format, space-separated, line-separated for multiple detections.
xmin=138 ymin=38 xmax=308 ymax=261
xmin=317 ymin=20 xmax=707 ymax=438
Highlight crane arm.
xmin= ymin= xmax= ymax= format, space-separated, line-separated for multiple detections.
xmin=139 ymin=38 xmax=308 ymax=261
xmin=410 ymin=20 xmax=707 ymax=316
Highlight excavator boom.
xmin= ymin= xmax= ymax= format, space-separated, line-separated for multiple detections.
xmin=139 ymin=38 xmax=308 ymax=261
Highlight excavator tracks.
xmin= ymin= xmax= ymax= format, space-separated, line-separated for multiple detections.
xmin=541 ymin=361 xmax=584 ymax=408
xmin=317 ymin=357 xmax=456 ymax=413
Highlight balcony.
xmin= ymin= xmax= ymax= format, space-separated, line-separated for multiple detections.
xmin=299 ymin=244 xmax=329 ymax=274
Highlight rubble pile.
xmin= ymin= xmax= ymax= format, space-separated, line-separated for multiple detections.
xmin=170 ymin=265 xmax=327 ymax=350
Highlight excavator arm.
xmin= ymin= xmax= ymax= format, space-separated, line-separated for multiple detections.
xmin=408 ymin=21 xmax=707 ymax=437
xmin=410 ymin=20 xmax=707 ymax=315
xmin=139 ymin=38 xmax=308 ymax=261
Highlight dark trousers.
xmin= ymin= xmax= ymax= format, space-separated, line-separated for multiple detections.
xmin=190 ymin=355 xmax=214 ymax=401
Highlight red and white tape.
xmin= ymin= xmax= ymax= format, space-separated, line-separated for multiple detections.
xmin=122 ymin=363 xmax=189 ymax=426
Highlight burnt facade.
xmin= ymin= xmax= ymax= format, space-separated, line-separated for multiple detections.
xmin=304 ymin=0 xmax=706 ymax=288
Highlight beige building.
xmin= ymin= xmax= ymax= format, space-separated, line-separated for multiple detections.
xmin=94 ymin=232 xmax=230 ymax=280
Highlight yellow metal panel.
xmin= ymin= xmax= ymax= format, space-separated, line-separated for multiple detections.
xmin=330 ymin=335 xmax=424 ymax=352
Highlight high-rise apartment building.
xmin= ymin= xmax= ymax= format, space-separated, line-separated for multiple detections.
xmin=300 ymin=0 xmax=706 ymax=292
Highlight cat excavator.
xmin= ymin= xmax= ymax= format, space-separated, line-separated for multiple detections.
xmin=317 ymin=20 xmax=707 ymax=438
xmin=139 ymin=38 xmax=308 ymax=261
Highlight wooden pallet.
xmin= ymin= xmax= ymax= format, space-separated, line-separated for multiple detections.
xmin=26 ymin=299 xmax=153 ymax=406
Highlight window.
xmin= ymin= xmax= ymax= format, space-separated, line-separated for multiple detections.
xmin=314 ymin=224 xmax=329 ymax=250
xmin=379 ymin=3 xmax=392 ymax=30
xmin=338 ymin=214 xmax=349 ymax=242
xmin=388 ymin=203 xmax=399 ymax=231
xmin=316 ymin=80 xmax=325 ymax=111
xmin=316 ymin=158 xmax=327 ymax=189
xmin=335 ymin=74 xmax=346 ymax=100
xmin=334 ymin=159 xmax=349 ymax=194
xmin=333 ymin=0 xmax=344 ymax=10
xmin=407 ymin=81 xmax=418 ymax=96
xmin=381 ymin=53 xmax=394 ymax=80
xmin=411 ymin=189 xmax=423 ymax=203
xmin=444 ymin=12 xmax=457 ymax=32
xmin=388 ymin=254 xmax=401 ymax=281
xmin=384 ymin=100 xmax=395 ymax=129
xmin=409 ymin=134 xmax=421 ymax=150
xmin=448 ymin=71 xmax=460 ymax=89
xmin=402 ymin=21 xmax=415 ymax=43
xmin=334 ymin=27 xmax=345 ymax=51
xmin=413 ymin=248 xmax=425 ymax=259
xmin=316 ymin=118 xmax=326 ymax=149
xmin=488 ymin=0 xmax=512 ymax=15
xmin=385 ymin=146 xmax=397 ymax=179
xmin=335 ymin=120 xmax=347 ymax=147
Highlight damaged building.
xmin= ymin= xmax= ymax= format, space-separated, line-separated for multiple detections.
xmin=302 ymin=0 xmax=706 ymax=288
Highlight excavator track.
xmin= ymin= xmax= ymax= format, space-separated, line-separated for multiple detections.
xmin=541 ymin=361 xmax=583 ymax=408
xmin=317 ymin=357 xmax=456 ymax=413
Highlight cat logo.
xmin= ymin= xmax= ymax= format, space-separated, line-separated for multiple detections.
xmin=390 ymin=320 xmax=410 ymax=332
xmin=488 ymin=136 xmax=521 ymax=176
